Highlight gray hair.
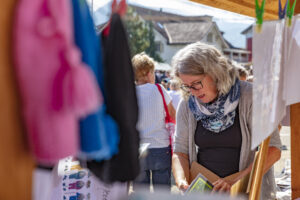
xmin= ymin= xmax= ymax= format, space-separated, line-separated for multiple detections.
xmin=171 ymin=42 xmax=238 ymax=96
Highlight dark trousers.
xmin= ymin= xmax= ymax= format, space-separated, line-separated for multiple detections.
xmin=135 ymin=146 xmax=172 ymax=191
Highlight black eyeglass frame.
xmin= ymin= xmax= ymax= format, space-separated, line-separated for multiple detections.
xmin=180 ymin=75 xmax=206 ymax=92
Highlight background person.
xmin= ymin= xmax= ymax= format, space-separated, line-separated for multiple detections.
xmin=161 ymin=78 xmax=170 ymax=90
xmin=168 ymin=79 xmax=182 ymax=110
xmin=236 ymin=65 xmax=249 ymax=81
xmin=132 ymin=52 xmax=176 ymax=191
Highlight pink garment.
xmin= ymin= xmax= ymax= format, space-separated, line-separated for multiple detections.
xmin=14 ymin=0 xmax=101 ymax=165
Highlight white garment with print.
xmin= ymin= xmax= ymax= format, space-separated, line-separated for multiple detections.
xmin=283 ymin=15 xmax=300 ymax=106
xmin=136 ymin=83 xmax=171 ymax=148
xmin=252 ymin=20 xmax=286 ymax=149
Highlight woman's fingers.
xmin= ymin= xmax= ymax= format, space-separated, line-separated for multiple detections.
xmin=219 ymin=183 xmax=230 ymax=193
xmin=178 ymin=180 xmax=189 ymax=191
xmin=212 ymin=179 xmax=231 ymax=193
xmin=212 ymin=180 xmax=222 ymax=193
xmin=180 ymin=183 xmax=189 ymax=191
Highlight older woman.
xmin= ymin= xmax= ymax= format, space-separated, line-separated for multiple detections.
xmin=132 ymin=52 xmax=176 ymax=191
xmin=171 ymin=42 xmax=281 ymax=199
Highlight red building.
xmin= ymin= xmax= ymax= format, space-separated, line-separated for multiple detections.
xmin=241 ymin=25 xmax=253 ymax=62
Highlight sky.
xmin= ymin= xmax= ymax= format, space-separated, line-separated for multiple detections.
xmin=86 ymin=0 xmax=255 ymax=48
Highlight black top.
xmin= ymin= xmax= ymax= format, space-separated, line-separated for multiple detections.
xmin=195 ymin=109 xmax=242 ymax=178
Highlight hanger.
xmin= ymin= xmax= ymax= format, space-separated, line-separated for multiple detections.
xmin=103 ymin=0 xmax=127 ymax=36
xmin=111 ymin=0 xmax=127 ymax=16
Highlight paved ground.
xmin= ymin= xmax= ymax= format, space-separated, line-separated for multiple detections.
xmin=274 ymin=126 xmax=291 ymax=177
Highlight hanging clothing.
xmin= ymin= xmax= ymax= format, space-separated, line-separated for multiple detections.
xmin=283 ymin=16 xmax=300 ymax=106
xmin=71 ymin=0 xmax=119 ymax=161
xmin=14 ymin=0 xmax=100 ymax=165
xmin=33 ymin=168 xmax=55 ymax=200
xmin=87 ymin=13 xmax=140 ymax=183
xmin=252 ymin=20 xmax=286 ymax=149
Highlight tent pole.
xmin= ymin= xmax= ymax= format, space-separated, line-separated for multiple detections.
xmin=290 ymin=103 xmax=300 ymax=199
xmin=249 ymin=136 xmax=271 ymax=200
xmin=0 ymin=0 xmax=35 ymax=199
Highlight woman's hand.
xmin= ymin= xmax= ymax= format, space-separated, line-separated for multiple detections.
xmin=172 ymin=152 xmax=190 ymax=192
xmin=212 ymin=179 xmax=233 ymax=193
xmin=177 ymin=179 xmax=189 ymax=192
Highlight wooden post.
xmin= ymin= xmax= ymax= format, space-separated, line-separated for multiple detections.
xmin=0 ymin=0 xmax=35 ymax=199
xmin=249 ymin=136 xmax=271 ymax=200
xmin=295 ymin=0 xmax=300 ymax=16
xmin=291 ymin=2 xmax=300 ymax=198
xmin=290 ymin=103 xmax=300 ymax=199
xmin=288 ymin=1 xmax=300 ymax=199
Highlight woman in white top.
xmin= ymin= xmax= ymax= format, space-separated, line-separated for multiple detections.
xmin=132 ymin=52 xmax=176 ymax=191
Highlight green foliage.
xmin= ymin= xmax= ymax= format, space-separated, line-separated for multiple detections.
xmin=124 ymin=7 xmax=163 ymax=62
xmin=145 ymin=21 xmax=163 ymax=62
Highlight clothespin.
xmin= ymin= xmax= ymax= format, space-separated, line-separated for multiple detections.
xmin=255 ymin=0 xmax=266 ymax=32
xmin=278 ymin=0 xmax=287 ymax=19
xmin=286 ymin=0 xmax=297 ymax=26
xmin=103 ymin=0 xmax=127 ymax=36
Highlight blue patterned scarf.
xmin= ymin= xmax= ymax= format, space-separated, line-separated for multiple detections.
xmin=188 ymin=79 xmax=241 ymax=133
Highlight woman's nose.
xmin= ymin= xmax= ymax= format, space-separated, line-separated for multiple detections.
xmin=190 ymin=88 xmax=199 ymax=96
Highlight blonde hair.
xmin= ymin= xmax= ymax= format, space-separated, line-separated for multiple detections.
xmin=169 ymin=79 xmax=180 ymax=90
xmin=132 ymin=52 xmax=155 ymax=82
xmin=171 ymin=42 xmax=238 ymax=97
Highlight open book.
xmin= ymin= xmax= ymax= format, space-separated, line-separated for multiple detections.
xmin=185 ymin=173 xmax=213 ymax=194
xmin=189 ymin=161 xmax=250 ymax=196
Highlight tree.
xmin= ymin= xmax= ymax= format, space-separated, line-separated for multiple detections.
xmin=124 ymin=7 xmax=163 ymax=62
xmin=145 ymin=21 xmax=163 ymax=62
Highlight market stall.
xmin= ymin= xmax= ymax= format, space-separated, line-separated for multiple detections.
xmin=1 ymin=0 xmax=299 ymax=199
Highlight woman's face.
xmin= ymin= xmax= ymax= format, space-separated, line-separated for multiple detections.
xmin=179 ymin=73 xmax=218 ymax=103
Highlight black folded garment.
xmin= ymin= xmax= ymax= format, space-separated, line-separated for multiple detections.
xmin=87 ymin=13 xmax=140 ymax=183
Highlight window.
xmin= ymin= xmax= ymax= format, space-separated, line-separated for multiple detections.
xmin=155 ymin=41 xmax=163 ymax=52
xmin=207 ymin=33 xmax=213 ymax=43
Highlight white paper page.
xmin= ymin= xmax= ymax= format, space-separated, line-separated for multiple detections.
xmin=252 ymin=20 xmax=286 ymax=149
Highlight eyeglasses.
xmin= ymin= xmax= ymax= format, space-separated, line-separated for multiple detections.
xmin=180 ymin=75 xmax=206 ymax=93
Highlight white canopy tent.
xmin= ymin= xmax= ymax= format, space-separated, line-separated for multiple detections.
xmin=155 ymin=62 xmax=172 ymax=71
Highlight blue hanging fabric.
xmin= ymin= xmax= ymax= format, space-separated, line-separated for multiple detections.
xmin=71 ymin=0 xmax=120 ymax=161
xmin=278 ymin=0 xmax=287 ymax=19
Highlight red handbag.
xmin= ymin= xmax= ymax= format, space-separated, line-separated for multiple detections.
xmin=155 ymin=84 xmax=175 ymax=154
